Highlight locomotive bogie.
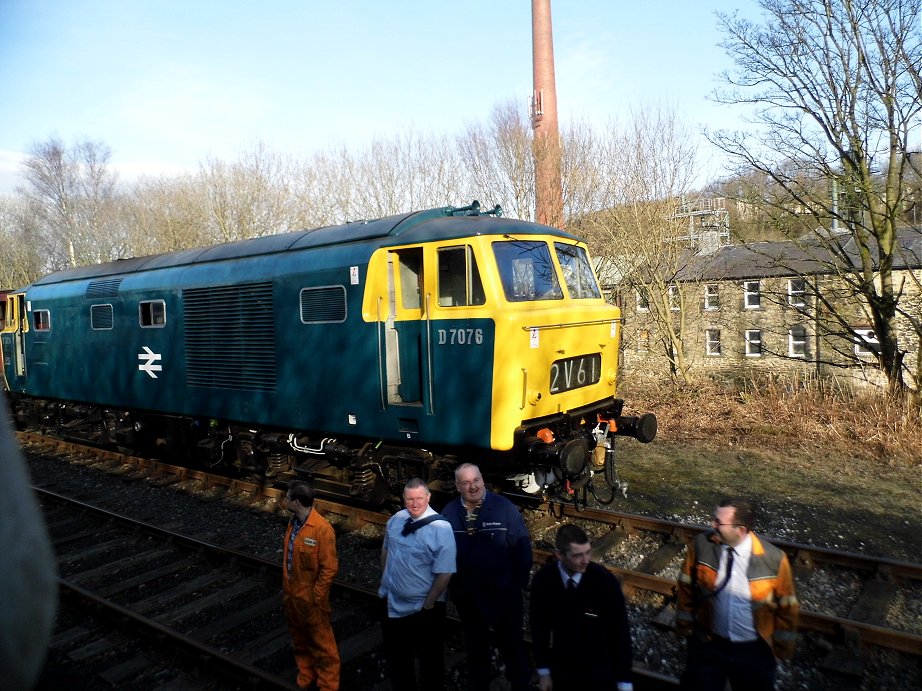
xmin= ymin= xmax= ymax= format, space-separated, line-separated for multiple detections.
xmin=2 ymin=203 xmax=656 ymax=502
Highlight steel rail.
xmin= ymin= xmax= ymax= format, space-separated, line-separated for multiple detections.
xmin=58 ymin=580 xmax=300 ymax=690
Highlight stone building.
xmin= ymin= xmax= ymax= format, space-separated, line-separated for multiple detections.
xmin=614 ymin=228 xmax=922 ymax=389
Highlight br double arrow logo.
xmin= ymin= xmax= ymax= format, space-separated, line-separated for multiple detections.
xmin=138 ymin=346 xmax=163 ymax=379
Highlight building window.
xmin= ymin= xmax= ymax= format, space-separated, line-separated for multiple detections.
xmin=637 ymin=328 xmax=650 ymax=353
xmin=669 ymin=285 xmax=681 ymax=311
xmin=744 ymin=280 xmax=761 ymax=309
xmin=745 ymin=329 xmax=762 ymax=357
xmin=636 ymin=289 xmax=649 ymax=312
xmin=705 ymin=329 xmax=721 ymax=356
xmin=33 ymin=309 xmax=51 ymax=331
xmin=704 ymin=283 xmax=720 ymax=310
xmin=854 ymin=328 xmax=879 ymax=356
xmin=139 ymin=300 xmax=166 ymax=327
xmin=788 ymin=325 xmax=807 ymax=358
xmin=788 ymin=278 xmax=806 ymax=307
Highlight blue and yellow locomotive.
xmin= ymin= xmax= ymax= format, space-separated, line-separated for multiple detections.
xmin=2 ymin=202 xmax=655 ymax=502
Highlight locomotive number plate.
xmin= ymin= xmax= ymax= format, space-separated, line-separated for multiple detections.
xmin=549 ymin=354 xmax=602 ymax=394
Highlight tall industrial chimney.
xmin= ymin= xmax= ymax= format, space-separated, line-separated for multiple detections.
xmin=531 ymin=0 xmax=564 ymax=229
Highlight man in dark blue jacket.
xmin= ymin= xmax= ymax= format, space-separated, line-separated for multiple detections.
xmin=530 ymin=523 xmax=634 ymax=691
xmin=442 ymin=463 xmax=532 ymax=691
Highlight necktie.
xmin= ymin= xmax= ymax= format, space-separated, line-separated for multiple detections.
xmin=567 ymin=576 xmax=577 ymax=592
xmin=712 ymin=547 xmax=735 ymax=596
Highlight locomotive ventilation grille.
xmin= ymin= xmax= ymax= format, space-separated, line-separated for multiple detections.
xmin=183 ymin=282 xmax=277 ymax=391
xmin=85 ymin=278 xmax=123 ymax=299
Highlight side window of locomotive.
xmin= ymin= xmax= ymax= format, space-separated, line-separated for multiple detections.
xmin=397 ymin=249 xmax=423 ymax=310
xmin=493 ymin=240 xmax=563 ymax=302
xmin=555 ymin=243 xmax=602 ymax=299
xmin=437 ymin=246 xmax=485 ymax=307
xmin=139 ymin=300 xmax=166 ymax=327
xmin=90 ymin=304 xmax=114 ymax=330
xmin=33 ymin=309 xmax=51 ymax=331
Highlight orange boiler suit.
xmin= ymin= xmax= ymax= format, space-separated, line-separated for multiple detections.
xmin=283 ymin=508 xmax=340 ymax=690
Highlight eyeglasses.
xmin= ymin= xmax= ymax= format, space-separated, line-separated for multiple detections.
xmin=710 ymin=518 xmax=740 ymax=527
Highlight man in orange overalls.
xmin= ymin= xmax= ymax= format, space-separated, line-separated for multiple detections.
xmin=282 ymin=479 xmax=340 ymax=690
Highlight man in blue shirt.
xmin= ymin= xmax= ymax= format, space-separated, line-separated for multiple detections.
xmin=379 ymin=478 xmax=456 ymax=691
xmin=442 ymin=463 xmax=533 ymax=691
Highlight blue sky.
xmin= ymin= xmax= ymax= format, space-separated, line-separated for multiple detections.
xmin=0 ymin=0 xmax=760 ymax=194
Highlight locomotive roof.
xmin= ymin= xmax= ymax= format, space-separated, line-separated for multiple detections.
xmin=32 ymin=206 xmax=580 ymax=286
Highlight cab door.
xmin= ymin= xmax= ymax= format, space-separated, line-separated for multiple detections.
xmin=1 ymin=293 xmax=28 ymax=389
xmin=384 ymin=248 xmax=424 ymax=405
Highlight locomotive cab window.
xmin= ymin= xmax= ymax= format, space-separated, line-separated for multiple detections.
xmin=33 ymin=309 xmax=51 ymax=331
xmin=438 ymin=246 xmax=485 ymax=307
xmin=397 ymin=249 xmax=423 ymax=310
xmin=139 ymin=300 xmax=166 ymax=327
xmin=493 ymin=240 xmax=563 ymax=302
xmin=554 ymin=243 xmax=601 ymax=299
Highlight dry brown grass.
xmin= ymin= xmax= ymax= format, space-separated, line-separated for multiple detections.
xmin=620 ymin=374 xmax=922 ymax=467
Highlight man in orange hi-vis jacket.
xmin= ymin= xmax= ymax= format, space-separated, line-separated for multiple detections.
xmin=283 ymin=479 xmax=340 ymax=690
xmin=676 ymin=497 xmax=799 ymax=691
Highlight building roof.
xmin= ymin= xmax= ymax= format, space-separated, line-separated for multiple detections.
xmin=679 ymin=226 xmax=921 ymax=282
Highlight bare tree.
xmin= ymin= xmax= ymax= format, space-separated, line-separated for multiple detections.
xmin=119 ymin=174 xmax=212 ymax=255
xmin=0 ymin=197 xmax=46 ymax=287
xmin=709 ymin=0 xmax=922 ymax=393
xmin=458 ymin=101 xmax=535 ymax=221
xmin=578 ymin=103 xmax=702 ymax=384
xmin=302 ymin=130 xmax=468 ymax=224
xmin=18 ymin=136 xmax=122 ymax=269
xmin=196 ymin=142 xmax=308 ymax=243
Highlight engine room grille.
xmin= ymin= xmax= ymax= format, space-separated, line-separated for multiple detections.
xmin=86 ymin=278 xmax=123 ymax=299
xmin=183 ymin=282 xmax=277 ymax=391
xmin=300 ymin=285 xmax=347 ymax=323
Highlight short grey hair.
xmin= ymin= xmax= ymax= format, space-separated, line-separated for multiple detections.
xmin=404 ymin=477 xmax=430 ymax=494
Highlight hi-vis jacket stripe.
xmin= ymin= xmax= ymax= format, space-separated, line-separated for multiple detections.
xmin=675 ymin=532 xmax=800 ymax=659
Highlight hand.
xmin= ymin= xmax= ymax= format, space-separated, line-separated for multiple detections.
xmin=422 ymin=600 xmax=434 ymax=610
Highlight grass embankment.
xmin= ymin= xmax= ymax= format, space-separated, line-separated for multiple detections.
xmin=614 ymin=377 xmax=921 ymax=561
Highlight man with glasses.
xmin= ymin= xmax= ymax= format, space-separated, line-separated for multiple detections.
xmin=442 ymin=463 xmax=532 ymax=690
xmin=675 ymin=497 xmax=799 ymax=690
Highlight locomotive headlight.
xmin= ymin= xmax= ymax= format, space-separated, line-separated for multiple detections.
xmin=558 ymin=438 xmax=589 ymax=477
xmin=607 ymin=369 xmax=617 ymax=385
xmin=527 ymin=390 xmax=542 ymax=405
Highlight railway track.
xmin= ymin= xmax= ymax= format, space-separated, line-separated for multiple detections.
xmin=36 ymin=487 xmax=387 ymax=690
xmin=21 ymin=432 xmax=922 ymax=690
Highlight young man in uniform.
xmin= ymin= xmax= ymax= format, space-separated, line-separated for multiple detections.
xmin=282 ymin=479 xmax=340 ymax=690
